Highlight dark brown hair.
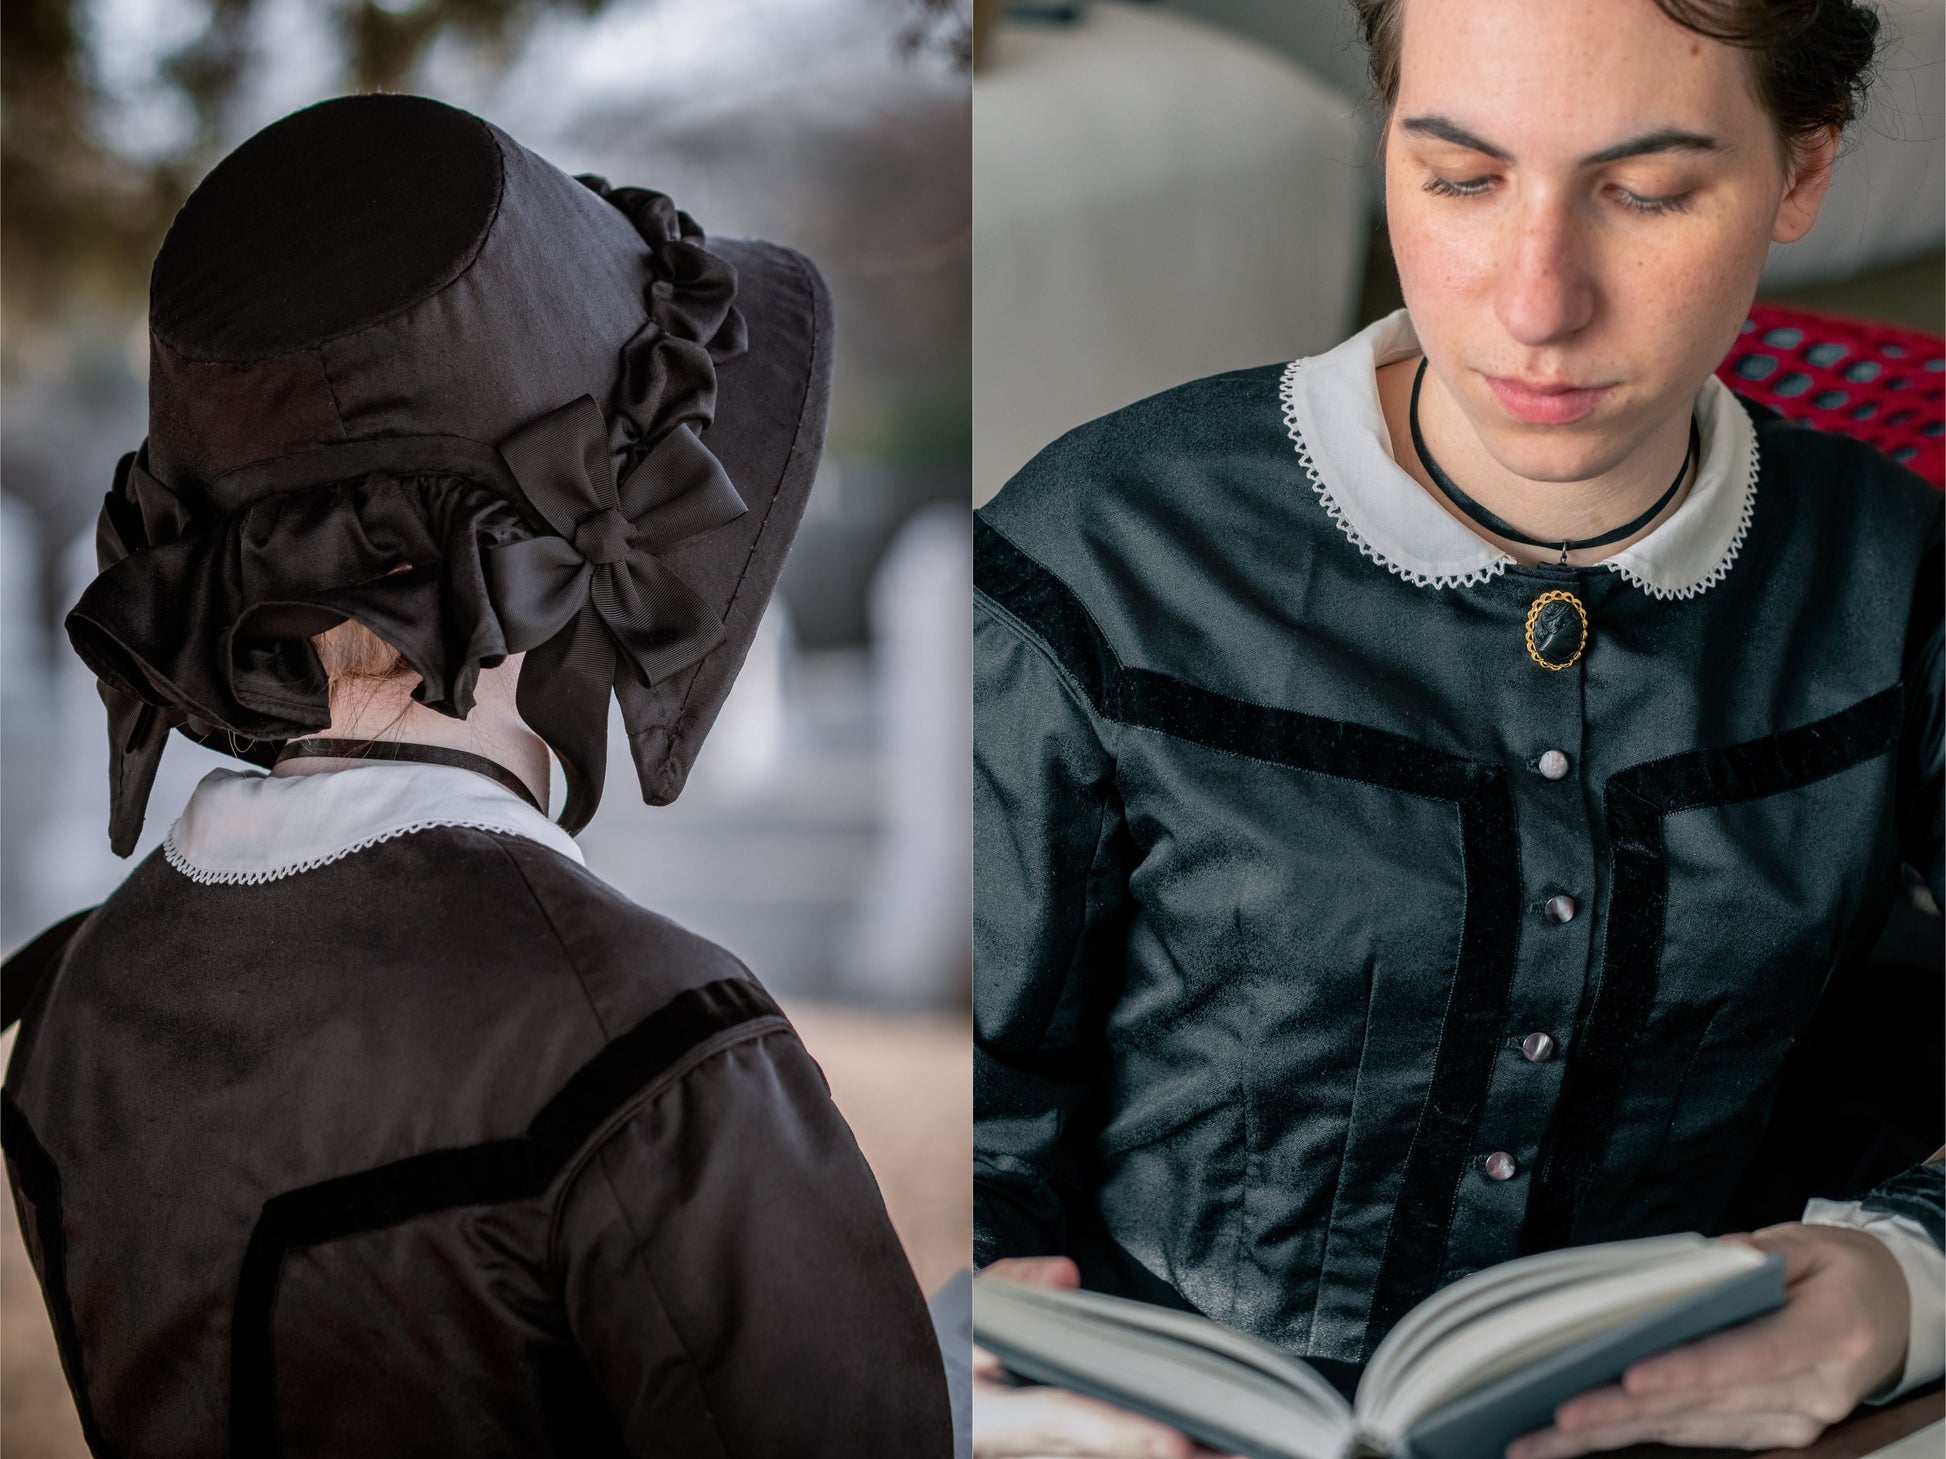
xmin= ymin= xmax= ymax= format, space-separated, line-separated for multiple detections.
xmin=1351 ymin=0 xmax=1880 ymax=158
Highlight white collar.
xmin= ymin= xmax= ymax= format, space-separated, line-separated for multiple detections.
xmin=1278 ymin=308 xmax=1758 ymax=598
xmin=163 ymin=761 xmax=584 ymax=886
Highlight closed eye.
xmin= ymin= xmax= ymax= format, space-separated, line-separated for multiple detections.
xmin=1423 ymin=175 xmax=1496 ymax=199
xmin=1612 ymin=187 xmax=1693 ymax=216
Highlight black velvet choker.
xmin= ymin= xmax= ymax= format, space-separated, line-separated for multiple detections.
xmin=275 ymin=738 xmax=545 ymax=814
xmin=1409 ymin=357 xmax=1697 ymax=564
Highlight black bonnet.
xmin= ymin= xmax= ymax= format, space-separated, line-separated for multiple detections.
xmin=65 ymin=93 xmax=832 ymax=854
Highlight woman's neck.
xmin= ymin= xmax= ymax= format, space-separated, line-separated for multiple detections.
xmin=1376 ymin=354 xmax=1695 ymax=568
xmin=272 ymin=657 xmax=551 ymax=810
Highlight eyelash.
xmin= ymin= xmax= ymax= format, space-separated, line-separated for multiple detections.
xmin=1421 ymin=175 xmax=1693 ymax=216
xmin=1423 ymin=175 xmax=1494 ymax=199
xmin=1612 ymin=187 xmax=1692 ymax=216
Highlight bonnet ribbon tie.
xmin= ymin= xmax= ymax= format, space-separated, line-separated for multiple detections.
xmin=486 ymin=394 xmax=747 ymax=832
xmin=89 ymin=451 xmax=195 ymax=856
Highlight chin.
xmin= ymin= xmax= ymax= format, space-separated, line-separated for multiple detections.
xmin=1478 ymin=423 xmax=1632 ymax=486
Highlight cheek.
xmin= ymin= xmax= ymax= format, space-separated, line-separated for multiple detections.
xmin=1384 ymin=180 xmax=1494 ymax=323
xmin=1601 ymin=206 xmax=1773 ymax=367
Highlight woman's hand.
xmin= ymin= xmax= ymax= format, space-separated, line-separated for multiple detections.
xmin=973 ymin=1257 xmax=1241 ymax=1458
xmin=1506 ymin=1223 xmax=1911 ymax=1458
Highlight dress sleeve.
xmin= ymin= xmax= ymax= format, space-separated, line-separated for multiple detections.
xmin=1843 ymin=526 xmax=1946 ymax=1262
xmin=1896 ymin=518 xmax=1943 ymax=908
xmin=974 ymin=594 xmax=1131 ymax=1268
xmin=552 ymin=1027 xmax=953 ymax=1458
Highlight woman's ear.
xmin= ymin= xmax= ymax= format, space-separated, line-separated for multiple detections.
xmin=1773 ymin=126 xmax=1842 ymax=245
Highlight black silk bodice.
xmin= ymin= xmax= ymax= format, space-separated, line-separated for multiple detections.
xmin=4 ymin=827 xmax=951 ymax=1456
xmin=972 ymin=365 xmax=1943 ymax=1367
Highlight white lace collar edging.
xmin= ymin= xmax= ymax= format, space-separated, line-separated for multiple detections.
xmin=1278 ymin=309 xmax=1759 ymax=598
xmin=163 ymin=761 xmax=584 ymax=886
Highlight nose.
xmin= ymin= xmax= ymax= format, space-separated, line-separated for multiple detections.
xmin=1492 ymin=195 xmax=1596 ymax=347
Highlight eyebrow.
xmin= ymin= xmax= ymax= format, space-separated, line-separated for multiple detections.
xmin=1399 ymin=115 xmax=1723 ymax=166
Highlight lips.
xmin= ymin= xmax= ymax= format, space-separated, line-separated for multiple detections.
xmin=1484 ymin=375 xmax=1615 ymax=426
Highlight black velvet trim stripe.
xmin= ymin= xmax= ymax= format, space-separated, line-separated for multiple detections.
xmin=1907 ymin=526 xmax=1942 ymax=671
xmin=976 ymin=517 xmax=1117 ymax=709
xmin=2 ymin=1091 xmax=118 ymax=1457
xmin=228 ymin=976 xmax=781 ymax=1457
xmin=1522 ymin=685 xmax=1906 ymax=1252
xmin=976 ymin=517 xmax=1523 ymax=1355
xmin=1860 ymin=1157 xmax=1946 ymax=1249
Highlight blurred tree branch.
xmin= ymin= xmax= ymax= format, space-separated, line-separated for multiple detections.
xmin=3 ymin=0 xmax=964 ymax=336
xmin=896 ymin=0 xmax=971 ymax=69
xmin=2 ymin=0 xmax=173 ymax=331
xmin=2 ymin=0 xmax=610 ymax=333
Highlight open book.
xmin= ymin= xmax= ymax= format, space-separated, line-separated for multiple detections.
xmin=972 ymin=1233 xmax=1785 ymax=1459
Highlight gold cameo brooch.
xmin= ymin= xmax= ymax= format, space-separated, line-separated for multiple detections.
xmin=1525 ymin=590 xmax=1588 ymax=672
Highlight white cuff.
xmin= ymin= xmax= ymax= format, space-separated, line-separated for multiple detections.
xmin=1802 ymin=1197 xmax=1945 ymax=1402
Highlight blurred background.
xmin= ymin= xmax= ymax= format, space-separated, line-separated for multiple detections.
xmin=1 ymin=0 xmax=971 ymax=1449
xmin=972 ymin=0 xmax=1945 ymax=504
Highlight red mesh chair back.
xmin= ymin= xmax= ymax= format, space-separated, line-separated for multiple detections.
xmin=1717 ymin=303 xmax=1944 ymax=489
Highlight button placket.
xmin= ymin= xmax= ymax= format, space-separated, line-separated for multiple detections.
xmin=1442 ymin=597 xmax=1601 ymax=1280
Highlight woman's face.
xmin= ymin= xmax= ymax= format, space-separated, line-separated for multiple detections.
xmin=1384 ymin=0 xmax=1836 ymax=483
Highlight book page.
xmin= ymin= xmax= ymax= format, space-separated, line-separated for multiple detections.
xmin=1037 ymin=1284 xmax=1351 ymax=1415
xmin=1362 ymin=1234 xmax=1710 ymax=1400
xmin=1358 ymin=1242 xmax=1765 ymax=1442
xmin=974 ymin=1279 xmax=1353 ymax=1459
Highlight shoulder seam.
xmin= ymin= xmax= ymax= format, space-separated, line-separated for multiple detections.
xmin=583 ymin=1138 xmax=737 ymax=1458
xmin=975 ymin=590 xmax=1112 ymax=737
xmin=545 ymin=1018 xmax=793 ymax=1266
xmin=483 ymin=833 xmax=616 ymax=1041
xmin=973 ymin=516 xmax=1122 ymax=716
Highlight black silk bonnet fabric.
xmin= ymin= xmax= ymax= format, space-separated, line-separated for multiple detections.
xmin=65 ymin=93 xmax=834 ymax=854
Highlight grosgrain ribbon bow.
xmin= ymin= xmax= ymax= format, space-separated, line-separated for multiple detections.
xmin=487 ymin=395 xmax=747 ymax=833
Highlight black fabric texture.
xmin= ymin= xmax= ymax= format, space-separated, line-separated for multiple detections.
xmin=1860 ymin=1157 xmax=1946 ymax=1248
xmin=1722 ymin=888 xmax=1942 ymax=1232
xmin=1521 ymin=685 xmax=1909 ymax=1253
xmin=973 ymin=362 xmax=1942 ymax=1364
xmin=974 ymin=515 xmax=1529 ymax=1342
xmin=1 ymin=906 xmax=96 ymax=1029
xmin=64 ymin=93 xmax=832 ymax=851
xmin=69 ymin=466 xmax=531 ymax=743
xmin=612 ymin=236 xmax=833 ymax=808
xmin=4 ymin=827 xmax=952 ymax=1456
xmin=150 ymin=95 xmax=502 ymax=361
xmin=1898 ymin=510 xmax=1946 ymax=905
xmin=229 ymin=978 xmax=776 ymax=1457
xmin=1 ymin=1093 xmax=115 ymax=1456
